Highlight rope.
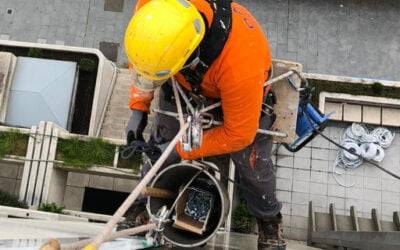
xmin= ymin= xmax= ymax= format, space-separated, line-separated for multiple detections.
xmin=119 ymin=140 xmax=154 ymax=160
xmin=335 ymin=124 xmax=395 ymax=171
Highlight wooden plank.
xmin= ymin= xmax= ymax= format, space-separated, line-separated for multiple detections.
xmin=142 ymin=187 xmax=175 ymax=199
xmin=19 ymin=126 xmax=37 ymax=203
xmin=329 ymin=203 xmax=338 ymax=231
xmin=34 ymin=122 xmax=53 ymax=206
xmin=350 ymin=206 xmax=360 ymax=231
xmin=271 ymin=59 xmax=302 ymax=144
xmin=393 ymin=212 xmax=400 ymax=231
xmin=372 ymin=208 xmax=382 ymax=232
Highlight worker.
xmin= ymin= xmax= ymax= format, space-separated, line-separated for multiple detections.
xmin=122 ymin=0 xmax=285 ymax=249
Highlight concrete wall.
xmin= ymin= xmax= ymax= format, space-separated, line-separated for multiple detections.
xmin=63 ymin=172 xmax=139 ymax=211
xmin=0 ymin=160 xmax=23 ymax=196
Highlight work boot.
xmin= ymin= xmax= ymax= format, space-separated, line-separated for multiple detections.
xmin=257 ymin=213 xmax=286 ymax=250
xmin=117 ymin=200 xmax=149 ymax=233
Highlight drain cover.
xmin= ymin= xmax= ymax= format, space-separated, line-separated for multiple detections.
xmin=104 ymin=0 xmax=124 ymax=12
xmin=99 ymin=42 xmax=119 ymax=62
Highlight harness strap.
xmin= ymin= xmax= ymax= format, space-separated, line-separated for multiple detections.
xmin=180 ymin=0 xmax=232 ymax=95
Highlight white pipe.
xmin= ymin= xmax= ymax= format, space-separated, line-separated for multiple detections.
xmin=61 ymin=223 xmax=156 ymax=250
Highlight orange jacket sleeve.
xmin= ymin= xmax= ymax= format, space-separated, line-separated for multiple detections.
xmin=177 ymin=74 xmax=265 ymax=160
xmin=128 ymin=85 xmax=154 ymax=112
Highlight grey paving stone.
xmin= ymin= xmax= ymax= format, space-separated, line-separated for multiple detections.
xmin=113 ymin=177 xmax=139 ymax=193
xmin=0 ymin=177 xmax=16 ymax=194
xmin=291 ymin=192 xmax=309 ymax=205
xmin=0 ymin=162 xmax=19 ymax=178
xmin=276 ymin=167 xmax=293 ymax=179
xmin=276 ymin=177 xmax=292 ymax=191
xmin=293 ymin=147 xmax=311 ymax=159
xmin=311 ymin=148 xmax=329 ymax=160
xmin=293 ymin=157 xmax=311 ymax=170
xmin=290 ymin=215 xmax=308 ymax=229
xmin=363 ymin=189 xmax=381 ymax=203
xmin=382 ymin=203 xmax=400 ymax=217
xmin=363 ymin=177 xmax=381 ymax=191
xmin=281 ymin=202 xmax=292 ymax=216
xmin=311 ymin=135 xmax=330 ymax=149
xmin=310 ymin=182 xmax=327 ymax=196
xmin=381 ymin=191 xmax=400 ymax=205
xmin=67 ymin=173 xmax=90 ymax=188
xmin=310 ymin=171 xmax=328 ymax=184
xmin=309 ymin=194 xmax=327 ymax=208
xmin=293 ymin=169 xmax=310 ymax=181
xmin=292 ymin=180 xmax=310 ymax=193
xmin=346 ymin=187 xmax=364 ymax=200
xmin=276 ymin=156 xmax=294 ymax=168
xmin=13 ymin=180 xmax=21 ymax=196
xmin=328 ymin=184 xmax=346 ymax=197
xmin=276 ymin=190 xmax=292 ymax=203
xmin=311 ymin=159 xmax=329 ymax=172
xmin=88 ymin=175 xmax=114 ymax=190
xmin=288 ymin=227 xmax=307 ymax=241
xmin=63 ymin=186 xmax=84 ymax=211
xmin=291 ymin=204 xmax=308 ymax=217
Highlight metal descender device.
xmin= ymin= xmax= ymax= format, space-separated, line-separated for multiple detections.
xmin=153 ymin=72 xmax=328 ymax=153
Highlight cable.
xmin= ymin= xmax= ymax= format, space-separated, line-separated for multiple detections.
xmin=120 ymin=140 xmax=154 ymax=160
xmin=317 ymin=130 xmax=400 ymax=180
xmin=301 ymin=106 xmax=400 ymax=183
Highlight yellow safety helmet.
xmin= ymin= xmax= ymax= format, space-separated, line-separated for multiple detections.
xmin=125 ymin=0 xmax=206 ymax=91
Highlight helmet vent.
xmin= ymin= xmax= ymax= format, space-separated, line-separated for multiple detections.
xmin=156 ymin=70 xmax=171 ymax=78
xmin=193 ymin=19 xmax=202 ymax=34
xmin=176 ymin=0 xmax=190 ymax=8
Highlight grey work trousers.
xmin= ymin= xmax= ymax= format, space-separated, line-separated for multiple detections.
xmin=146 ymin=83 xmax=282 ymax=220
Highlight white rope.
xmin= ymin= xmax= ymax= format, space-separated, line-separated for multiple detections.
xmin=333 ymin=123 xmax=395 ymax=187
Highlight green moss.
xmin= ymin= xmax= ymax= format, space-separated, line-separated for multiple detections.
xmin=232 ymin=199 xmax=256 ymax=234
xmin=38 ymin=202 xmax=64 ymax=214
xmin=0 ymin=131 xmax=28 ymax=158
xmin=27 ymin=47 xmax=44 ymax=58
xmin=0 ymin=191 xmax=27 ymax=208
xmin=308 ymin=79 xmax=400 ymax=106
xmin=56 ymin=138 xmax=115 ymax=168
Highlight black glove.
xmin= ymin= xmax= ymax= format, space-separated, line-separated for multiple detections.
xmin=145 ymin=140 xmax=180 ymax=166
xmin=126 ymin=110 xmax=148 ymax=144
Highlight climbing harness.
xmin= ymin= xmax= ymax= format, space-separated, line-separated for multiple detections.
xmin=180 ymin=0 xmax=232 ymax=95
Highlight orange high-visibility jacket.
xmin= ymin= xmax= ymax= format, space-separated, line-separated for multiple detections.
xmin=129 ymin=0 xmax=272 ymax=160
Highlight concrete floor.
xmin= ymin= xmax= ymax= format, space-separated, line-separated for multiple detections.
xmin=0 ymin=0 xmax=400 ymax=80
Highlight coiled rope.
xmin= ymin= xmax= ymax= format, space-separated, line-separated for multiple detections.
xmin=334 ymin=123 xmax=395 ymax=187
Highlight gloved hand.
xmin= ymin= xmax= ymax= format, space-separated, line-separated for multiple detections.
xmin=145 ymin=140 xmax=180 ymax=166
xmin=126 ymin=110 xmax=148 ymax=144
